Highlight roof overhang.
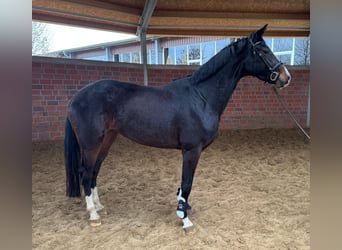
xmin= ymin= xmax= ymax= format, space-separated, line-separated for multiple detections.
xmin=32 ymin=0 xmax=310 ymax=37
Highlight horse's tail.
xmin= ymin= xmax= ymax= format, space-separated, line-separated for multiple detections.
xmin=64 ymin=117 xmax=81 ymax=197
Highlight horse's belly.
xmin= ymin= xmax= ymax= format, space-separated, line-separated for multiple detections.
xmin=116 ymin=115 xmax=180 ymax=149
xmin=120 ymin=128 xmax=180 ymax=149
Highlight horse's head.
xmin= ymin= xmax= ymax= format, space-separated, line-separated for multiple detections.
xmin=245 ymin=24 xmax=291 ymax=88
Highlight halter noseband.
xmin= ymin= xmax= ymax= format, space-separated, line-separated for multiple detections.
xmin=248 ymin=36 xmax=283 ymax=83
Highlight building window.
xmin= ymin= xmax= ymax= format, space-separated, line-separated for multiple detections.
xmin=165 ymin=47 xmax=174 ymax=64
xmin=175 ymin=46 xmax=187 ymax=65
xmin=215 ymin=38 xmax=230 ymax=52
xmin=272 ymin=38 xmax=294 ymax=65
xmin=188 ymin=44 xmax=201 ymax=65
xmin=162 ymin=37 xmax=309 ymax=66
xmin=147 ymin=49 xmax=156 ymax=64
xmin=113 ymin=54 xmax=119 ymax=62
xmin=164 ymin=39 xmax=233 ymax=66
xmin=202 ymin=41 xmax=215 ymax=64
xmin=49 ymin=36 xmax=309 ymax=66
xmin=264 ymin=37 xmax=310 ymax=65
xmin=132 ymin=52 xmax=140 ymax=63
xmin=294 ymin=38 xmax=310 ymax=65
xmin=120 ymin=53 xmax=130 ymax=63
xmin=83 ymin=55 xmax=106 ymax=61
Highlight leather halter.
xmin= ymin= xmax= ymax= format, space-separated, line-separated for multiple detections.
xmin=248 ymin=36 xmax=283 ymax=83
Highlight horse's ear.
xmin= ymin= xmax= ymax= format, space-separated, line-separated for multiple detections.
xmin=250 ymin=24 xmax=268 ymax=43
xmin=255 ymin=24 xmax=268 ymax=38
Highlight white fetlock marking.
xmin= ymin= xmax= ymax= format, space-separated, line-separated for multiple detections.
xmin=86 ymin=195 xmax=95 ymax=211
xmin=89 ymin=210 xmax=100 ymax=221
xmin=182 ymin=217 xmax=193 ymax=229
xmin=86 ymin=195 xmax=100 ymax=221
xmin=177 ymin=188 xmax=193 ymax=228
xmin=91 ymin=187 xmax=104 ymax=211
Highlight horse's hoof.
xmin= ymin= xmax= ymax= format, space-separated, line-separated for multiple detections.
xmin=183 ymin=225 xmax=195 ymax=233
xmin=89 ymin=219 xmax=102 ymax=227
xmin=182 ymin=217 xmax=193 ymax=230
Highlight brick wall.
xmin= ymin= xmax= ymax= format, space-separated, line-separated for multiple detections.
xmin=32 ymin=56 xmax=310 ymax=141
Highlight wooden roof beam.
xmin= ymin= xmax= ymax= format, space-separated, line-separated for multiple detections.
xmin=147 ymin=27 xmax=310 ymax=37
xmin=153 ymin=10 xmax=309 ymax=20
xmin=32 ymin=0 xmax=140 ymax=31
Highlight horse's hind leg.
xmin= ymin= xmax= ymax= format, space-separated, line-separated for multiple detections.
xmin=91 ymin=160 xmax=105 ymax=212
xmin=80 ymin=147 xmax=103 ymax=226
xmin=90 ymin=131 xmax=118 ymax=212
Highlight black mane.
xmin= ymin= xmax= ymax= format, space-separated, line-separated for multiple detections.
xmin=191 ymin=38 xmax=247 ymax=83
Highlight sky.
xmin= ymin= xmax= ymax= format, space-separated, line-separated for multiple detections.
xmin=45 ymin=23 xmax=137 ymax=52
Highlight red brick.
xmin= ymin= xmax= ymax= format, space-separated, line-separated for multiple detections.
xmin=32 ymin=58 xmax=309 ymax=141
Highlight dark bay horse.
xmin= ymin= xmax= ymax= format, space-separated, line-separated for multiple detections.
xmin=64 ymin=25 xmax=291 ymax=228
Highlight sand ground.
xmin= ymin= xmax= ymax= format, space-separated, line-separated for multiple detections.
xmin=32 ymin=129 xmax=310 ymax=249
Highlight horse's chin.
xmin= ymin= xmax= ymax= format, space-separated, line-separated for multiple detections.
xmin=275 ymin=79 xmax=290 ymax=89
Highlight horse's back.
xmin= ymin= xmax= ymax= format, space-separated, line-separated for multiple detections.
xmin=67 ymin=78 xmax=218 ymax=149
xmin=67 ymin=80 xmax=178 ymax=146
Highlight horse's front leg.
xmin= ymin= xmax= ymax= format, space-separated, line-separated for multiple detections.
xmin=176 ymin=146 xmax=202 ymax=229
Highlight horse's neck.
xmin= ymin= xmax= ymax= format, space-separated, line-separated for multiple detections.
xmin=194 ymin=53 xmax=246 ymax=116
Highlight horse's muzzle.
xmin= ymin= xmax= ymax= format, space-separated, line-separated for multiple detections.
xmin=276 ymin=65 xmax=291 ymax=88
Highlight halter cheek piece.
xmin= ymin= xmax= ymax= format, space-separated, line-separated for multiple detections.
xmin=248 ymin=36 xmax=283 ymax=83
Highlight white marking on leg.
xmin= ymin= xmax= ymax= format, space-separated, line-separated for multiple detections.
xmin=177 ymin=188 xmax=186 ymax=218
xmin=182 ymin=217 xmax=193 ymax=229
xmin=177 ymin=188 xmax=186 ymax=202
xmin=91 ymin=187 xmax=104 ymax=211
xmin=86 ymin=194 xmax=100 ymax=221
xmin=176 ymin=188 xmax=194 ymax=227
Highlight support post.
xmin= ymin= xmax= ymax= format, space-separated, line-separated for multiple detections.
xmin=306 ymin=83 xmax=310 ymax=128
xmin=136 ymin=0 xmax=157 ymax=86
xmin=140 ymin=30 xmax=148 ymax=86
xmin=105 ymin=47 xmax=112 ymax=61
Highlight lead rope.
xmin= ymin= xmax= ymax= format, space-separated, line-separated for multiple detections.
xmin=272 ymin=86 xmax=311 ymax=141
